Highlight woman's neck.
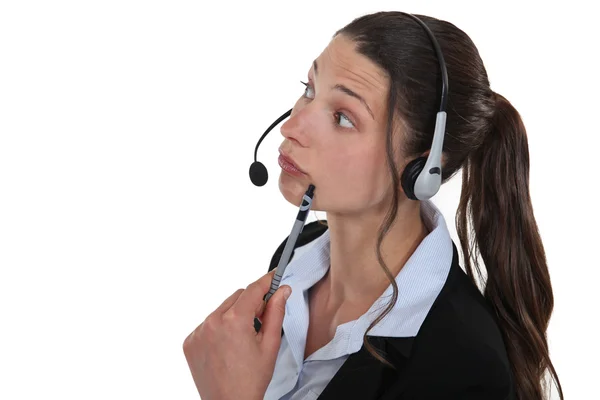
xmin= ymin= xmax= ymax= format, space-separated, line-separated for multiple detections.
xmin=319 ymin=201 xmax=429 ymax=314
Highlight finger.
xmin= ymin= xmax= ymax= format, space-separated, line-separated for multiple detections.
xmin=230 ymin=268 xmax=279 ymax=318
xmin=257 ymin=285 xmax=291 ymax=349
xmin=213 ymin=288 xmax=244 ymax=316
xmin=256 ymin=299 xmax=267 ymax=319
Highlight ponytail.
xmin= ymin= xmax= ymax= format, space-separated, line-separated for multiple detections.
xmin=456 ymin=92 xmax=564 ymax=400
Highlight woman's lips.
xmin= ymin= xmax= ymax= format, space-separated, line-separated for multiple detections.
xmin=278 ymin=154 xmax=307 ymax=177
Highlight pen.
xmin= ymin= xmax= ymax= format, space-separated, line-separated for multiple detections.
xmin=254 ymin=183 xmax=315 ymax=332
xmin=265 ymin=183 xmax=315 ymax=303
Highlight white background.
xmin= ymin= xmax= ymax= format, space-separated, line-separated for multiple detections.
xmin=0 ymin=1 xmax=597 ymax=399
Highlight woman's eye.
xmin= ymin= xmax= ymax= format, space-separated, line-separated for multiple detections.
xmin=300 ymin=81 xmax=314 ymax=99
xmin=300 ymin=81 xmax=355 ymax=130
xmin=335 ymin=112 xmax=354 ymax=129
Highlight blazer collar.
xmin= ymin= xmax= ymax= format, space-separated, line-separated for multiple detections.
xmin=316 ymin=242 xmax=460 ymax=400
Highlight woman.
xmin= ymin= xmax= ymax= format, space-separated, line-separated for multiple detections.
xmin=183 ymin=11 xmax=563 ymax=400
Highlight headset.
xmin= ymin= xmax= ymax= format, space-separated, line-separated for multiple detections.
xmin=248 ymin=12 xmax=448 ymax=201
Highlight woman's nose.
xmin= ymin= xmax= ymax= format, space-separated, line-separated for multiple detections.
xmin=280 ymin=109 xmax=307 ymax=146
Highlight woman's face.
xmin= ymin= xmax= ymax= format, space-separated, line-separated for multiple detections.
xmin=278 ymin=34 xmax=399 ymax=215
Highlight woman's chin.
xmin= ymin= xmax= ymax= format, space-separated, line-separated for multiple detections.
xmin=278 ymin=170 xmax=318 ymax=208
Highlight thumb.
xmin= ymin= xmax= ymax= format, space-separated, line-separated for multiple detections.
xmin=258 ymin=285 xmax=292 ymax=347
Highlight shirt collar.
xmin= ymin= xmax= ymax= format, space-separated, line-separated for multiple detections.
xmin=279 ymin=199 xmax=453 ymax=357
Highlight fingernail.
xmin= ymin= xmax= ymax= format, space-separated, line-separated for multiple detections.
xmin=283 ymin=287 xmax=292 ymax=300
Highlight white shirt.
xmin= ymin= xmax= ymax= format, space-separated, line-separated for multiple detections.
xmin=264 ymin=199 xmax=453 ymax=400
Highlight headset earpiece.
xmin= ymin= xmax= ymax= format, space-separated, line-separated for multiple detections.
xmin=401 ymin=156 xmax=427 ymax=201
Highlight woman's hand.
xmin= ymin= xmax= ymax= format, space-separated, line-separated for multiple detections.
xmin=183 ymin=269 xmax=291 ymax=400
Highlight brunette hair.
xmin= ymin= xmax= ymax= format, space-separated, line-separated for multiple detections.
xmin=314 ymin=11 xmax=563 ymax=400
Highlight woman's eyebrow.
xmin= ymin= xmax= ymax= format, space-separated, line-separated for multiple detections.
xmin=332 ymin=84 xmax=374 ymax=120
xmin=312 ymin=59 xmax=375 ymax=120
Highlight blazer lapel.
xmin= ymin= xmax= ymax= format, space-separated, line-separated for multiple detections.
xmin=316 ymin=336 xmax=414 ymax=400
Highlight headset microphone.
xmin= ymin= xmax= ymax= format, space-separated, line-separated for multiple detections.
xmin=249 ymin=109 xmax=292 ymax=187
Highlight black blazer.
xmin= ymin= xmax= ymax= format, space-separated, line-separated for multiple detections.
xmin=265 ymin=220 xmax=517 ymax=400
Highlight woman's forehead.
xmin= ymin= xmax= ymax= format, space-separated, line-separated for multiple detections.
xmin=312 ymin=35 xmax=387 ymax=82
xmin=311 ymin=35 xmax=389 ymax=119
